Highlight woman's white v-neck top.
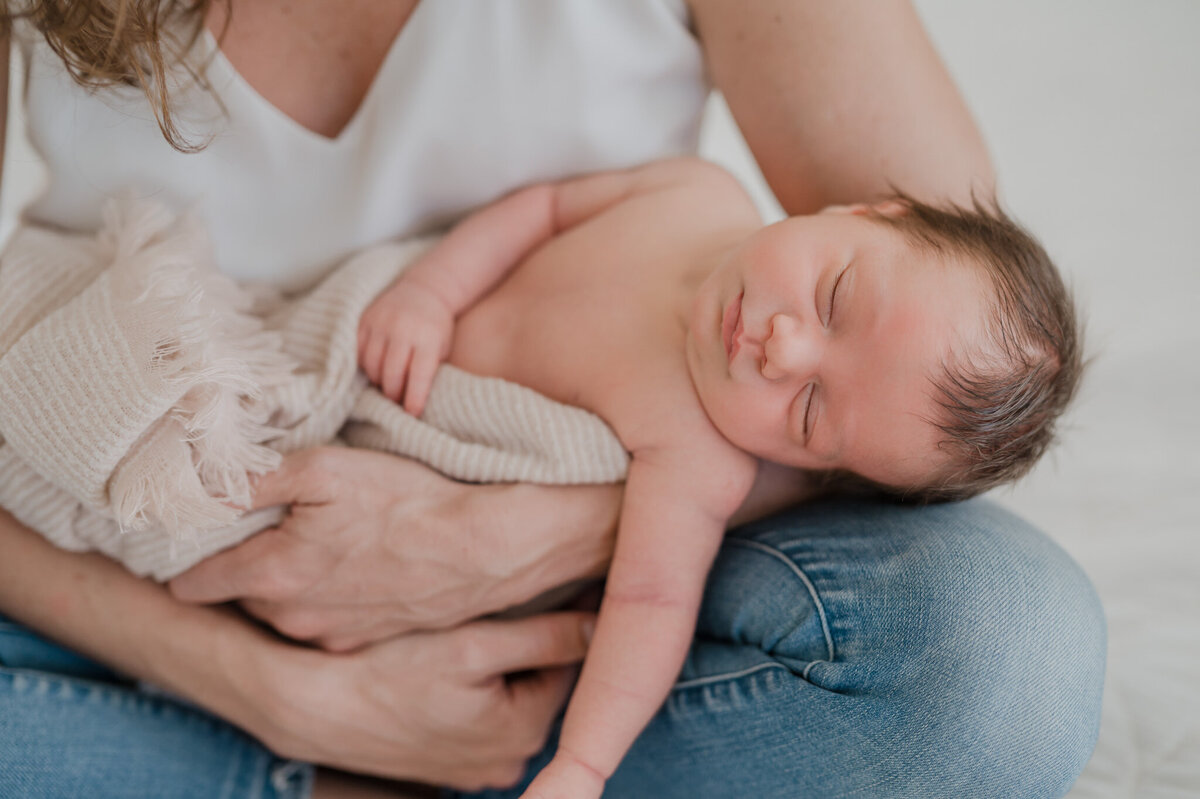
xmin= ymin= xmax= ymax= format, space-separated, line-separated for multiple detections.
xmin=15 ymin=0 xmax=707 ymax=292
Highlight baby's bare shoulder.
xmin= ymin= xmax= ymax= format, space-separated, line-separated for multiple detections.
xmin=626 ymin=420 xmax=759 ymax=516
xmin=614 ymin=375 xmax=752 ymax=474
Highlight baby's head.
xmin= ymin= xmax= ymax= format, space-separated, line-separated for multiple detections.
xmin=686 ymin=193 xmax=1082 ymax=501
xmin=834 ymin=194 xmax=1082 ymax=500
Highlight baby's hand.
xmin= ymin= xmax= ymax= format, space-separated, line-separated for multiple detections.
xmin=358 ymin=279 xmax=454 ymax=416
xmin=518 ymin=751 xmax=606 ymax=799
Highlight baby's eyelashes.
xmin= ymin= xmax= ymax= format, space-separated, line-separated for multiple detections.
xmin=802 ymin=383 xmax=817 ymax=441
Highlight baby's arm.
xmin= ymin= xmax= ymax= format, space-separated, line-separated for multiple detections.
xmin=520 ymin=449 xmax=755 ymax=799
xmin=358 ymin=183 xmax=556 ymax=414
xmin=358 ymin=158 xmax=720 ymax=414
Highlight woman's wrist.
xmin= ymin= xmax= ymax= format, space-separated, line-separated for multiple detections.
xmin=0 ymin=508 xmax=284 ymax=741
xmin=142 ymin=601 xmax=296 ymax=745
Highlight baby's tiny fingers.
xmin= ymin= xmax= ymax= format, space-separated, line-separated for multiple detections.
xmin=360 ymin=332 xmax=387 ymax=385
xmin=381 ymin=341 xmax=413 ymax=403
xmin=402 ymin=347 xmax=440 ymax=417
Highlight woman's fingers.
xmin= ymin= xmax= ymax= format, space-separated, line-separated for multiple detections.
xmin=508 ymin=664 xmax=579 ymax=729
xmin=170 ymin=526 xmax=303 ymax=603
xmin=458 ymin=612 xmax=595 ymax=679
xmin=247 ymin=448 xmax=343 ymax=512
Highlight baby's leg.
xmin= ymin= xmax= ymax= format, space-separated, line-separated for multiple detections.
xmin=448 ymin=498 xmax=1105 ymax=798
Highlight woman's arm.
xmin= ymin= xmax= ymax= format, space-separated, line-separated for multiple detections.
xmin=0 ymin=507 xmax=283 ymax=734
xmin=689 ymin=0 xmax=994 ymax=213
xmin=0 ymin=507 xmax=595 ymax=791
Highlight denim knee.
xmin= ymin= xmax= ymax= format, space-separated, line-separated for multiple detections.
xmin=758 ymin=498 xmax=1108 ymax=798
xmin=920 ymin=500 xmax=1106 ymax=796
xmin=451 ymin=499 xmax=1107 ymax=799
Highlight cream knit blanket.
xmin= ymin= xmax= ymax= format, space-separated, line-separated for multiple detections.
xmin=0 ymin=200 xmax=629 ymax=581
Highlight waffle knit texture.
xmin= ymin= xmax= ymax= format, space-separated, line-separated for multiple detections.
xmin=0 ymin=199 xmax=629 ymax=580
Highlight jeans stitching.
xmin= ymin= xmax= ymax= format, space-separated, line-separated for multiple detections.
xmin=2 ymin=667 xmax=294 ymax=798
xmin=667 ymin=539 xmax=837 ymax=692
xmin=1 ymin=667 xmax=238 ymax=735
xmin=672 ymin=661 xmax=791 ymax=691
xmin=726 ymin=537 xmax=836 ymax=662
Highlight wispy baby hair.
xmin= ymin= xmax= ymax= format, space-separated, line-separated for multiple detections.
xmin=871 ymin=191 xmax=1084 ymax=502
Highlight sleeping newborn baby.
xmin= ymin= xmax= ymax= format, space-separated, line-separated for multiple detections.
xmin=357 ymin=157 xmax=1082 ymax=799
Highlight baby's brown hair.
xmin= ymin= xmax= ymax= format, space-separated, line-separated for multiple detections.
xmin=836 ymin=193 xmax=1083 ymax=503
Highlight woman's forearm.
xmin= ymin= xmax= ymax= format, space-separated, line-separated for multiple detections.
xmin=691 ymin=0 xmax=994 ymax=212
xmin=0 ymin=507 xmax=601 ymax=786
xmin=0 ymin=508 xmax=280 ymax=737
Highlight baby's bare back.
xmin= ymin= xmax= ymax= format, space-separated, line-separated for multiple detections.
xmin=449 ymin=170 xmax=758 ymax=451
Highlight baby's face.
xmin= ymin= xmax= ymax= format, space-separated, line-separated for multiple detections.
xmin=686 ymin=207 xmax=990 ymax=489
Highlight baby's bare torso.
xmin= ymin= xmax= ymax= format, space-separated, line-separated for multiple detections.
xmin=448 ymin=173 xmax=759 ymax=453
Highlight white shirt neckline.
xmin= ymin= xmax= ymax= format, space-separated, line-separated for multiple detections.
xmin=199 ymin=0 xmax=432 ymax=147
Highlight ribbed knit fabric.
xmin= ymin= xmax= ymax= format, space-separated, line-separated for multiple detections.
xmin=0 ymin=199 xmax=629 ymax=580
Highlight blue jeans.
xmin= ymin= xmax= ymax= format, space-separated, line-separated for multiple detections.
xmin=0 ymin=622 xmax=312 ymax=799
xmin=1 ymin=499 xmax=1105 ymax=798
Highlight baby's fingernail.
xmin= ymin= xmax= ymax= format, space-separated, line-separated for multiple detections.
xmin=581 ymin=618 xmax=596 ymax=644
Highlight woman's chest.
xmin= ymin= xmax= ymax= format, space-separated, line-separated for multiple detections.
xmin=205 ymin=0 xmax=418 ymax=139
xmin=21 ymin=1 xmax=707 ymax=289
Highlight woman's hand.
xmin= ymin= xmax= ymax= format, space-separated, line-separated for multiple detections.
xmin=252 ymin=612 xmax=595 ymax=792
xmin=0 ymin=500 xmax=592 ymax=793
xmin=170 ymin=447 xmax=619 ymax=650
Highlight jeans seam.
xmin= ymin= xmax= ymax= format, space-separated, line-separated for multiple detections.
xmin=726 ymin=537 xmax=836 ymax=662
xmin=0 ymin=668 xmax=234 ymax=736
xmin=672 ymin=661 xmax=791 ymax=691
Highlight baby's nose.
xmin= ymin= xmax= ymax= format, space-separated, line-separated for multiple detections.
xmin=761 ymin=313 xmax=820 ymax=381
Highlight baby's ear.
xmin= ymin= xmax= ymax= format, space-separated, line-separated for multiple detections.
xmin=819 ymin=202 xmax=872 ymax=216
xmin=819 ymin=200 xmax=910 ymax=218
xmin=870 ymin=199 xmax=910 ymax=219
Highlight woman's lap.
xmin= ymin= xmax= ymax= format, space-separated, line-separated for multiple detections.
xmin=0 ymin=498 xmax=1105 ymax=799
xmin=0 ymin=618 xmax=313 ymax=799
xmin=453 ymin=497 xmax=1106 ymax=799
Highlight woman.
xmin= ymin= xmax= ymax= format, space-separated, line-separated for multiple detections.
xmin=0 ymin=2 xmax=1105 ymax=797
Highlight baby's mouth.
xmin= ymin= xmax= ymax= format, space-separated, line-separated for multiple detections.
xmin=722 ymin=291 xmax=744 ymax=364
